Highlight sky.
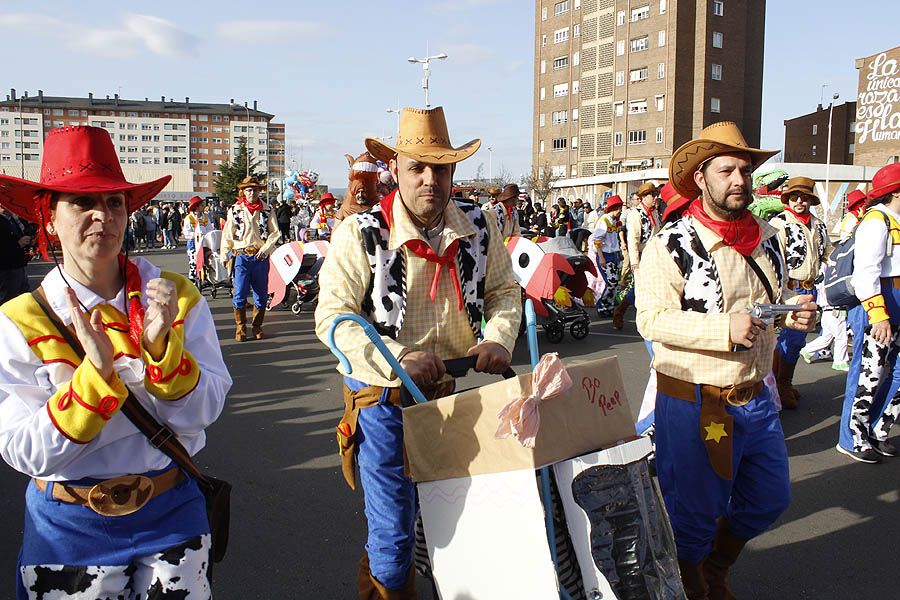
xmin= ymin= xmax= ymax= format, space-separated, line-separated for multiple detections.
xmin=0 ymin=0 xmax=898 ymax=189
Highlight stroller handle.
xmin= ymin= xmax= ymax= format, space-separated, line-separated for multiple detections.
xmin=326 ymin=314 xmax=428 ymax=405
xmin=443 ymin=355 xmax=516 ymax=380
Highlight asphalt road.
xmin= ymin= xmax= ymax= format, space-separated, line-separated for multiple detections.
xmin=1 ymin=246 xmax=897 ymax=599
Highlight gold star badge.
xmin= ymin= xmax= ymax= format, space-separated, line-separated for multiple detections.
xmin=705 ymin=421 xmax=728 ymax=443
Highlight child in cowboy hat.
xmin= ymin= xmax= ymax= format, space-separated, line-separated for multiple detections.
xmin=315 ymin=107 xmax=521 ymax=598
xmin=0 ymin=126 xmax=231 ymax=598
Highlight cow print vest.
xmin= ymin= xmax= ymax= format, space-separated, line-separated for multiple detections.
xmin=658 ymin=216 xmax=785 ymax=313
xmin=638 ymin=205 xmax=660 ymax=245
xmin=231 ymin=206 xmax=270 ymax=240
xmin=356 ymin=201 xmax=490 ymax=340
xmin=770 ymin=213 xmax=828 ymax=276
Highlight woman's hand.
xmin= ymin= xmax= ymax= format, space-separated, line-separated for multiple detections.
xmin=142 ymin=278 xmax=179 ymax=360
xmin=65 ymin=288 xmax=115 ymax=381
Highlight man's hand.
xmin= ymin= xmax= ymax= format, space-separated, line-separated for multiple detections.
xmin=255 ymin=249 xmax=268 ymax=260
xmin=399 ymin=351 xmax=446 ymax=388
xmin=785 ymin=295 xmax=817 ymax=332
xmin=466 ymin=341 xmax=512 ymax=374
xmin=871 ymin=320 xmax=893 ymax=345
xmin=730 ymin=313 xmax=765 ymax=349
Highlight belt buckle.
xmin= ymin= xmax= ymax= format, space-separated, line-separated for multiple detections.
xmin=723 ymin=386 xmax=753 ymax=407
xmin=87 ymin=475 xmax=155 ymax=517
xmin=801 ymin=280 xmax=815 ymax=290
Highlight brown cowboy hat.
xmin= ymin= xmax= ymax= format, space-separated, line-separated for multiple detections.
xmin=496 ymin=184 xmax=520 ymax=203
xmin=636 ymin=182 xmax=659 ymax=197
xmin=669 ymin=121 xmax=779 ymax=199
xmin=236 ymin=175 xmax=265 ymax=190
xmin=780 ymin=176 xmax=820 ymax=206
xmin=365 ymin=107 xmax=480 ymax=165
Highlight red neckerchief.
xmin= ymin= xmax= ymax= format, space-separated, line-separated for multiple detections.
xmin=686 ymin=199 xmax=761 ymax=257
xmin=784 ymin=207 xmax=811 ymax=226
xmin=237 ymin=196 xmax=264 ymax=215
xmin=381 ymin=191 xmax=463 ymax=310
xmin=118 ymin=253 xmax=145 ymax=348
xmin=641 ymin=201 xmax=657 ymax=228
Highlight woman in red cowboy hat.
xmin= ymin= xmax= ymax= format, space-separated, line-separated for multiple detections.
xmin=589 ymin=194 xmax=625 ymax=316
xmin=183 ymin=195 xmax=214 ymax=283
xmin=0 ymin=126 xmax=231 ymax=598
xmin=312 ymin=192 xmax=338 ymax=240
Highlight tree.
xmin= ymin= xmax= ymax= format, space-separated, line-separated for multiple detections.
xmin=495 ymin=164 xmax=513 ymax=188
xmin=214 ymin=137 xmax=266 ymax=205
xmin=522 ymin=161 xmax=560 ymax=206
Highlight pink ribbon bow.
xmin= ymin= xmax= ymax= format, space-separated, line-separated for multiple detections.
xmin=494 ymin=353 xmax=572 ymax=448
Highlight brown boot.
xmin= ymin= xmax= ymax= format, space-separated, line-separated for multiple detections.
xmin=233 ymin=307 xmax=246 ymax=342
xmin=251 ymin=306 xmax=266 ymax=340
xmin=678 ymin=558 xmax=709 ymax=600
xmin=773 ymin=349 xmax=799 ymax=409
xmin=703 ymin=518 xmax=748 ymax=600
xmin=612 ymin=296 xmax=631 ymax=330
xmin=357 ymin=553 xmax=417 ymax=600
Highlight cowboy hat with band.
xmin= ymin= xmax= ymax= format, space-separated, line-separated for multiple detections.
xmin=0 ymin=127 xmax=170 ymax=253
xmin=364 ymin=107 xmax=480 ymax=166
xmin=669 ymin=121 xmax=778 ymax=199
xmin=780 ymin=176 xmax=820 ymax=206
xmin=236 ymin=175 xmax=265 ymax=191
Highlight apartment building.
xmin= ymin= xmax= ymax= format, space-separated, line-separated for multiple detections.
xmin=533 ymin=0 xmax=765 ymax=179
xmin=783 ymin=101 xmax=856 ymax=165
xmin=0 ymin=89 xmax=285 ymax=199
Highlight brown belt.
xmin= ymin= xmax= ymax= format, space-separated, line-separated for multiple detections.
xmin=236 ymin=246 xmax=260 ymax=256
xmin=789 ymin=278 xmax=816 ymax=291
xmin=34 ymin=468 xmax=184 ymax=517
xmin=883 ymin=276 xmax=900 ymax=290
xmin=656 ymin=372 xmax=764 ymax=408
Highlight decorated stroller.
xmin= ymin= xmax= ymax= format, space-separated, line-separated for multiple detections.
xmin=506 ymin=236 xmax=596 ymax=343
xmin=195 ymin=229 xmax=232 ymax=299
xmin=266 ymin=239 xmax=329 ymax=314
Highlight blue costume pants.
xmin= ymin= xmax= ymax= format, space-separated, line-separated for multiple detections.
xmin=346 ymin=377 xmax=417 ymax=590
xmin=776 ymin=286 xmax=817 ymax=363
xmin=839 ymin=280 xmax=900 ymax=451
xmin=654 ymin=387 xmax=790 ymax=563
xmin=232 ymin=253 xmax=269 ymax=309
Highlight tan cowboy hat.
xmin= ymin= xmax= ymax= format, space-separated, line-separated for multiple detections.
xmin=365 ymin=107 xmax=480 ymax=165
xmin=636 ymin=182 xmax=659 ymax=197
xmin=236 ymin=175 xmax=265 ymax=190
xmin=780 ymin=176 xmax=820 ymax=206
xmin=669 ymin=121 xmax=779 ymax=198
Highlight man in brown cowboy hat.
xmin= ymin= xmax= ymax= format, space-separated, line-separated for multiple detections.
xmin=220 ymin=175 xmax=280 ymax=341
xmin=488 ymin=183 xmax=522 ymax=239
xmin=635 ymin=122 xmax=817 ymax=599
xmin=613 ymin=181 xmax=662 ymax=330
xmin=314 ymin=107 xmax=521 ymax=598
xmin=769 ymin=177 xmax=832 ymax=408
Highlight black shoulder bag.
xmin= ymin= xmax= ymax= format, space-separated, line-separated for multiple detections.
xmin=31 ymin=289 xmax=231 ymax=563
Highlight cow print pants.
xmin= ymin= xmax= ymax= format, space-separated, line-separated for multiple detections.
xmin=19 ymin=534 xmax=211 ymax=600
xmin=849 ymin=332 xmax=900 ymax=451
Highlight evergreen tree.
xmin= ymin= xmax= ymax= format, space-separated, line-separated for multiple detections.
xmin=214 ymin=137 xmax=266 ymax=205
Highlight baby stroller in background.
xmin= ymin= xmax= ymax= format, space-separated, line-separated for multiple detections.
xmin=195 ymin=229 xmax=232 ymax=299
xmin=506 ymin=236 xmax=596 ymax=343
xmin=267 ymin=240 xmax=329 ymax=315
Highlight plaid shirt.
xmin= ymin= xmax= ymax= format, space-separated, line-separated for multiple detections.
xmin=315 ymin=197 xmax=521 ymax=388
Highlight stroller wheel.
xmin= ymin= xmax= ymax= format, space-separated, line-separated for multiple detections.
xmin=291 ymin=301 xmax=303 ymax=315
xmin=570 ymin=319 xmax=590 ymax=340
xmin=544 ymin=322 xmax=564 ymax=344
xmin=210 ymin=288 xmax=217 ymax=299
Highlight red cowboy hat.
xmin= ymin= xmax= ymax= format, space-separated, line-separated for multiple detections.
xmin=846 ymin=189 xmax=867 ymax=210
xmin=660 ymin=182 xmax=692 ymax=222
xmin=605 ymin=195 xmax=623 ymax=212
xmin=868 ymin=163 xmax=900 ymax=201
xmin=319 ymin=192 xmax=336 ymax=206
xmin=188 ymin=195 xmax=205 ymax=212
xmin=0 ymin=126 xmax=171 ymax=222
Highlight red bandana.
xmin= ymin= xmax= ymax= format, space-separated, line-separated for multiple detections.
xmin=641 ymin=202 xmax=657 ymax=228
xmin=118 ymin=253 xmax=145 ymax=348
xmin=237 ymin=196 xmax=264 ymax=215
xmin=381 ymin=191 xmax=464 ymax=310
xmin=686 ymin=200 xmax=761 ymax=256
xmin=784 ymin=207 xmax=811 ymax=226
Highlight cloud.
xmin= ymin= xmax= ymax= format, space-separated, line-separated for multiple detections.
xmin=215 ymin=20 xmax=333 ymax=44
xmin=0 ymin=12 xmax=197 ymax=59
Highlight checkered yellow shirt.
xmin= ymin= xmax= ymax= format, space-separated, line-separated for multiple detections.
xmin=315 ymin=198 xmax=522 ymax=388
xmin=636 ymin=216 xmax=791 ymax=387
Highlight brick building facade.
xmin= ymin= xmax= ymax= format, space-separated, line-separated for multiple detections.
xmin=783 ymin=101 xmax=856 ymax=165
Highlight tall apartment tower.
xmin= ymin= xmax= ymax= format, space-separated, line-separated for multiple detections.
xmin=533 ymin=0 xmax=765 ymax=179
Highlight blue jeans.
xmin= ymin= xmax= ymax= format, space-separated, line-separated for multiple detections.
xmin=232 ymin=253 xmax=269 ymax=309
xmin=776 ymin=286 xmax=817 ymax=363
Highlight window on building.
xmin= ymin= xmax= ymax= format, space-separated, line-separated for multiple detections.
xmin=615 ymin=102 xmax=625 ymax=117
xmin=631 ymin=5 xmax=650 ymax=21
xmin=554 ymin=28 xmax=569 ymax=43
xmin=656 ymin=127 xmax=664 ymax=143
xmin=711 ymin=97 xmax=721 ymax=113
xmin=553 ymin=56 xmax=569 ymax=70
xmin=713 ymin=31 xmax=724 ymax=48
xmin=656 ymin=95 xmax=666 ymax=111
xmin=572 ymin=136 xmax=578 ymax=149
xmin=574 ymin=24 xmax=580 ymax=37
xmin=616 ymin=71 xmax=625 ymax=86
xmin=658 ymin=62 xmax=666 ymax=79
xmin=812 ymin=124 xmax=818 ymax=135
xmin=541 ymin=60 xmax=546 ymax=74
xmin=630 ymin=67 xmax=649 ymax=83
xmin=711 ymin=63 xmax=722 ymax=80
xmin=542 ymin=6 xmax=548 ymax=20
xmin=555 ymin=1 xmax=569 ymax=16
xmin=541 ymin=87 xmax=546 ymax=100
xmin=573 ymin=108 xmax=579 ymax=121
xmin=617 ymin=10 xmax=626 ymax=26
xmin=575 ymin=0 xmax=580 ymax=8
xmin=658 ymin=30 xmax=666 ymax=47
xmin=540 ymin=141 xmax=545 ymax=154
xmin=617 ymin=40 xmax=625 ymax=56
xmin=551 ymin=165 xmax=567 ymax=177
xmin=629 ymin=99 xmax=649 ymax=114
xmin=660 ymin=0 xmax=667 ymax=14
xmin=542 ymin=34 xmax=547 ymax=47
xmin=631 ymin=36 xmax=649 ymax=53
xmin=573 ymin=51 xmax=580 ymax=66
xmin=614 ymin=132 xmax=624 ymax=146
xmin=628 ymin=130 xmax=647 ymax=145
xmin=713 ymin=0 xmax=724 ymax=16
xmin=552 ymin=110 xmax=568 ymax=125
xmin=552 ymin=138 xmax=568 ymax=151
xmin=572 ymin=80 xmax=579 ymax=94
xmin=571 ymin=164 xmax=578 ymax=176
xmin=539 ymin=113 xmax=546 ymax=127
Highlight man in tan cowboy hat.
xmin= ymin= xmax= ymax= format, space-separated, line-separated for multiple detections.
xmin=769 ymin=177 xmax=832 ymax=408
xmin=488 ymin=183 xmax=522 ymax=239
xmin=613 ymin=181 xmax=661 ymax=330
xmin=314 ymin=107 xmax=521 ymax=598
xmin=635 ymin=121 xmax=817 ymax=599
xmin=220 ymin=175 xmax=280 ymax=341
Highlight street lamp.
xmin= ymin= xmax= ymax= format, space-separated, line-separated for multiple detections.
xmin=487 ymin=146 xmax=493 ymax=183
xmin=407 ymin=53 xmax=448 ymax=108
xmin=825 ymin=92 xmax=840 ymax=218
xmin=386 ymin=107 xmax=401 ymax=136
xmin=231 ymin=102 xmax=251 ymax=177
